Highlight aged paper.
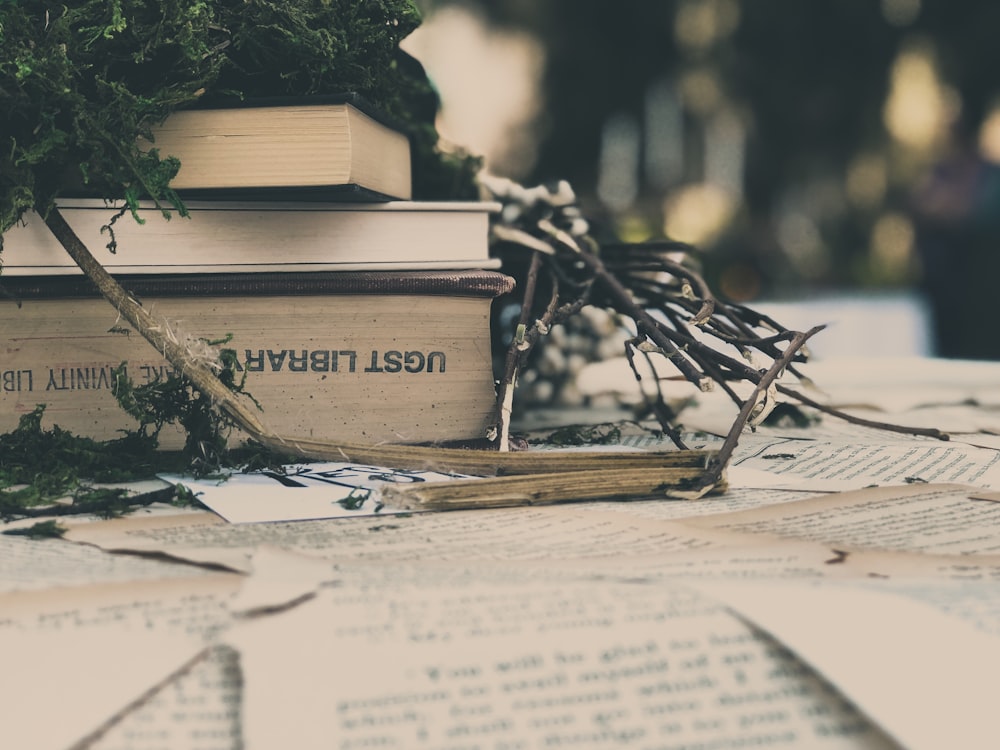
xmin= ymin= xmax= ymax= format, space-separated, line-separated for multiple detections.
xmin=64 ymin=506 xmax=745 ymax=572
xmin=577 ymin=486 xmax=822 ymax=522
xmin=159 ymin=462 xmax=471 ymax=523
xmin=699 ymin=580 xmax=1000 ymax=750
xmin=61 ymin=511 xmax=253 ymax=571
xmin=684 ymin=482 xmax=1000 ymax=555
xmin=0 ymin=633 xmax=206 ymax=750
xmin=0 ymin=574 xmax=240 ymax=634
xmin=92 ymin=644 xmax=242 ymax=750
xmin=226 ymin=579 xmax=898 ymax=750
xmin=0 ymin=573 xmax=239 ymax=750
xmin=728 ymin=438 xmax=1000 ymax=491
xmin=0 ymin=532 xmax=220 ymax=594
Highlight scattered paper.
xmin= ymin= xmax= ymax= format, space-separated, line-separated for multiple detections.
xmin=0 ymin=574 xmax=239 ymax=750
xmin=729 ymin=437 xmax=1000 ymax=491
xmin=0 ymin=629 xmax=208 ymax=750
xmin=684 ymin=482 xmax=1000 ymax=556
xmin=698 ymin=580 xmax=1000 ymax=750
xmin=159 ymin=462 xmax=473 ymax=523
xmin=9 ymin=355 xmax=1000 ymax=750
xmin=226 ymin=579 xmax=898 ymax=750
xmin=64 ymin=505 xmax=742 ymax=572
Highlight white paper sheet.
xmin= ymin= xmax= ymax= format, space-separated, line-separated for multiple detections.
xmin=728 ymin=438 xmax=1000 ymax=491
xmin=159 ymin=462 xmax=472 ymax=523
xmin=699 ymin=580 xmax=1000 ymax=750
xmin=0 ymin=575 xmax=239 ymax=750
xmin=685 ymin=483 xmax=1000 ymax=556
xmin=226 ymin=580 xmax=898 ymax=749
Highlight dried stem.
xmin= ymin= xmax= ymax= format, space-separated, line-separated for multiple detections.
xmin=690 ymin=325 xmax=825 ymax=497
xmin=384 ymin=464 xmax=721 ymax=511
xmin=494 ymin=250 xmax=544 ymax=451
xmin=43 ymin=207 xmax=270 ymax=438
xmin=775 ymin=384 xmax=950 ymax=440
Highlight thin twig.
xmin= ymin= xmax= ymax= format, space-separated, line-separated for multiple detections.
xmin=775 ymin=385 xmax=951 ymax=441
xmin=690 ymin=325 xmax=826 ymax=497
xmin=494 ymin=251 xmax=545 ymax=450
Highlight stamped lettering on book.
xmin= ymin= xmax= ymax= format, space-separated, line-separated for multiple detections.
xmin=2 ymin=349 xmax=449 ymax=397
xmin=243 ymin=349 xmax=446 ymax=374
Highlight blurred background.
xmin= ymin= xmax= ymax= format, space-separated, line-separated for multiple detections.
xmin=404 ymin=0 xmax=1000 ymax=362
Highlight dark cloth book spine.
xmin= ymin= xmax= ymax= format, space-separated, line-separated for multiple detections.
xmin=0 ymin=270 xmax=516 ymax=301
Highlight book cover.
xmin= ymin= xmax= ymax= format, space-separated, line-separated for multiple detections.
xmin=0 ymin=271 xmax=515 ymax=447
xmin=140 ymin=96 xmax=413 ymax=200
xmin=0 ymin=200 xmax=502 ymax=275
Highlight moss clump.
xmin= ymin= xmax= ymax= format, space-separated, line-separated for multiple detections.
xmin=109 ymin=343 xmax=253 ymax=471
xmin=0 ymin=0 xmax=480 ymax=241
xmin=0 ymin=404 xmax=167 ymax=520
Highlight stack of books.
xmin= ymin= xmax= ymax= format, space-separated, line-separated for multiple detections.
xmin=0 ymin=96 xmax=513 ymax=446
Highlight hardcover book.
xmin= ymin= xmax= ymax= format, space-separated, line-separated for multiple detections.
xmin=140 ymin=96 xmax=413 ymax=200
xmin=0 ymin=271 xmax=514 ymax=447
xmin=0 ymin=199 xmax=501 ymax=275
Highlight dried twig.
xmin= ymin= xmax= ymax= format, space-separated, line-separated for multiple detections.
xmin=690 ymin=325 xmax=825 ymax=497
xmin=482 ymin=176 xmax=951 ymax=497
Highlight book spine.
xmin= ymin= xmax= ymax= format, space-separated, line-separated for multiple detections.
xmin=0 ymin=203 xmax=498 ymax=273
xmin=0 ymin=291 xmax=501 ymax=447
xmin=0 ymin=271 xmax=515 ymax=299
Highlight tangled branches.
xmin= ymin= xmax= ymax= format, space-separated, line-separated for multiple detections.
xmin=483 ymin=176 xmax=947 ymax=495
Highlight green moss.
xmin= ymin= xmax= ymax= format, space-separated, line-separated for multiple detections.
xmin=0 ymin=403 xmax=166 ymax=520
xmin=0 ymin=0 xmax=480 ymax=241
xmin=0 ymin=2 xmax=479 ymax=513
xmin=0 ymin=351 xmax=294 ymax=521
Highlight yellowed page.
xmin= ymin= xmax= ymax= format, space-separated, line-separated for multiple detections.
xmin=0 ymin=528 xmax=220 ymax=594
xmin=0 ymin=574 xmax=239 ymax=750
xmin=65 ymin=506 xmax=746 ymax=572
xmin=226 ymin=579 xmax=898 ymax=749
xmin=92 ymin=644 xmax=242 ymax=750
xmin=684 ymin=482 xmax=1000 ymax=555
xmin=699 ymin=580 xmax=1000 ymax=750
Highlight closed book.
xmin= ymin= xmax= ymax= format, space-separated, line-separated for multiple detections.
xmin=0 ymin=199 xmax=501 ymax=275
xmin=140 ymin=95 xmax=412 ymax=200
xmin=0 ymin=270 xmax=514 ymax=447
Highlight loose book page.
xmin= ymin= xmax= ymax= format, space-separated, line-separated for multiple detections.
xmin=727 ymin=438 xmax=1000 ymax=491
xmin=698 ymin=580 xmax=1000 ymax=750
xmin=90 ymin=644 xmax=243 ymax=750
xmin=682 ymin=483 xmax=1000 ymax=556
xmin=225 ymin=578 xmax=899 ymax=750
xmin=575 ymin=486 xmax=823 ymax=522
xmin=64 ymin=506 xmax=745 ymax=572
xmin=0 ymin=531 xmax=219 ymax=594
xmin=0 ymin=574 xmax=240 ymax=750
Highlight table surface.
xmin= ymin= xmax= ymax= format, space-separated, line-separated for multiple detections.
xmin=3 ymin=354 xmax=1000 ymax=750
